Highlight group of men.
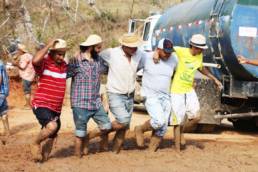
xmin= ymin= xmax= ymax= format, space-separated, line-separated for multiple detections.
xmin=26 ymin=32 xmax=224 ymax=162
xmin=1 ymin=32 xmax=229 ymax=162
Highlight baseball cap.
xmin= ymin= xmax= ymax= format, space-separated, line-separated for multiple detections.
xmin=158 ymin=38 xmax=174 ymax=53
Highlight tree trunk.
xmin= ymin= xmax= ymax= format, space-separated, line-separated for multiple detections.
xmin=20 ymin=5 xmax=39 ymax=44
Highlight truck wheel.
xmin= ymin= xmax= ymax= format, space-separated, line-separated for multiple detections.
xmin=183 ymin=124 xmax=216 ymax=133
xmin=196 ymin=124 xmax=217 ymax=133
xmin=232 ymin=119 xmax=257 ymax=131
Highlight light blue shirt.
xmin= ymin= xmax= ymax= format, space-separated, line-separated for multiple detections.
xmin=139 ymin=52 xmax=178 ymax=97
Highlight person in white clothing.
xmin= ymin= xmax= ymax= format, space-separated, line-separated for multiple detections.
xmin=100 ymin=33 xmax=145 ymax=153
xmin=134 ymin=38 xmax=178 ymax=152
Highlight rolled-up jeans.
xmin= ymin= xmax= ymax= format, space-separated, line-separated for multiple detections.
xmin=72 ymin=106 xmax=112 ymax=137
xmin=144 ymin=94 xmax=171 ymax=137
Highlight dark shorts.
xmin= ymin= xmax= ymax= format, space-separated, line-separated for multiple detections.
xmin=22 ymin=79 xmax=32 ymax=94
xmin=32 ymin=107 xmax=61 ymax=138
xmin=0 ymin=95 xmax=8 ymax=117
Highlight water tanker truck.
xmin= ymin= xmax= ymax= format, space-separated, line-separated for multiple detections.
xmin=130 ymin=0 xmax=258 ymax=131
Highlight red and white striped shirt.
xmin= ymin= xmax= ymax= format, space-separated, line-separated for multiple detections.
xmin=32 ymin=55 xmax=67 ymax=113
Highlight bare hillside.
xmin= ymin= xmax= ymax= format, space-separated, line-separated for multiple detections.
xmin=0 ymin=0 xmax=181 ymax=57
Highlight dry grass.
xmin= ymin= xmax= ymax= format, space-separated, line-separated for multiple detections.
xmin=0 ymin=0 xmax=180 ymax=57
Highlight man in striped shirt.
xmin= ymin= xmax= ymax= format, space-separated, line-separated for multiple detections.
xmin=30 ymin=39 xmax=67 ymax=162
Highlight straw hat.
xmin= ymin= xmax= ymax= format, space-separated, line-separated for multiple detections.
xmin=189 ymin=34 xmax=208 ymax=49
xmin=80 ymin=34 xmax=102 ymax=47
xmin=50 ymin=39 xmax=67 ymax=51
xmin=119 ymin=33 xmax=142 ymax=48
xmin=17 ymin=44 xmax=28 ymax=53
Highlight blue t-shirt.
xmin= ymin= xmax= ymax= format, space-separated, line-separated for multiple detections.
xmin=139 ymin=52 xmax=178 ymax=97
xmin=0 ymin=60 xmax=9 ymax=96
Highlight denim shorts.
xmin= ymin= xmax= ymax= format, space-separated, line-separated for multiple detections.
xmin=32 ymin=107 xmax=61 ymax=138
xmin=144 ymin=95 xmax=171 ymax=137
xmin=72 ymin=106 xmax=111 ymax=137
xmin=0 ymin=95 xmax=8 ymax=117
xmin=22 ymin=79 xmax=33 ymax=94
xmin=108 ymin=92 xmax=134 ymax=126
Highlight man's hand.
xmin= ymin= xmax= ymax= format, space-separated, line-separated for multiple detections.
xmin=33 ymin=39 xmax=58 ymax=66
xmin=12 ymin=60 xmax=18 ymax=66
xmin=68 ymin=55 xmax=79 ymax=66
xmin=101 ymin=93 xmax=109 ymax=113
xmin=153 ymin=50 xmax=160 ymax=64
xmin=198 ymin=67 xmax=223 ymax=91
xmin=214 ymin=78 xmax=223 ymax=91
xmin=47 ymin=39 xmax=58 ymax=49
xmin=237 ymin=55 xmax=249 ymax=64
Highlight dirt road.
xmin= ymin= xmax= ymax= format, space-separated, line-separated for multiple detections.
xmin=0 ymin=81 xmax=257 ymax=172
xmin=1 ymin=105 xmax=258 ymax=172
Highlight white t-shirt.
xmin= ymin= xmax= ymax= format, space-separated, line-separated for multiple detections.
xmin=139 ymin=52 xmax=178 ymax=97
xmin=100 ymin=47 xmax=145 ymax=94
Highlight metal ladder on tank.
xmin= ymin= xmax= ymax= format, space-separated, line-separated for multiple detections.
xmin=209 ymin=0 xmax=232 ymax=97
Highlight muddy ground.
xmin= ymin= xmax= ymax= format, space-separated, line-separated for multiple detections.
xmin=1 ymin=81 xmax=258 ymax=172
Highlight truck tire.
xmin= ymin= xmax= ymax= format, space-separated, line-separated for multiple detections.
xmin=196 ymin=124 xmax=217 ymax=133
xmin=232 ymin=119 xmax=258 ymax=131
xmin=183 ymin=124 xmax=216 ymax=133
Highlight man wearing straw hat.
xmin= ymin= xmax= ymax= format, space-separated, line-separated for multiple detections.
xmin=162 ymin=34 xmax=223 ymax=152
xmin=30 ymin=39 xmax=68 ymax=162
xmin=100 ymin=33 xmax=145 ymax=153
xmin=12 ymin=44 xmax=35 ymax=109
xmin=67 ymin=34 xmax=112 ymax=158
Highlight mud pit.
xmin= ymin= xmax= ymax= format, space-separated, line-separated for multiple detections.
xmin=1 ymin=81 xmax=258 ymax=172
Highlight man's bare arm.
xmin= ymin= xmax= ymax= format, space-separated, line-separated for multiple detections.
xmin=198 ymin=67 xmax=223 ymax=90
xmin=238 ymin=55 xmax=258 ymax=66
xmin=33 ymin=40 xmax=56 ymax=66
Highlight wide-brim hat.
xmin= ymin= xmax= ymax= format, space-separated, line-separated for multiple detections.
xmin=49 ymin=39 xmax=67 ymax=51
xmin=17 ymin=44 xmax=28 ymax=53
xmin=80 ymin=34 xmax=102 ymax=47
xmin=189 ymin=34 xmax=208 ymax=49
xmin=119 ymin=33 xmax=142 ymax=48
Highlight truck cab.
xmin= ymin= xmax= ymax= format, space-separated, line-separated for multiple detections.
xmin=128 ymin=13 xmax=161 ymax=52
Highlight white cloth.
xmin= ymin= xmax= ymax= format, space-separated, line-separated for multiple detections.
xmin=100 ymin=47 xmax=145 ymax=94
xmin=170 ymin=90 xmax=200 ymax=125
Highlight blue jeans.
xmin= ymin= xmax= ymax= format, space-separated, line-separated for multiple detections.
xmin=0 ymin=94 xmax=8 ymax=116
xmin=72 ymin=106 xmax=111 ymax=137
xmin=108 ymin=92 xmax=134 ymax=127
xmin=144 ymin=94 xmax=171 ymax=137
